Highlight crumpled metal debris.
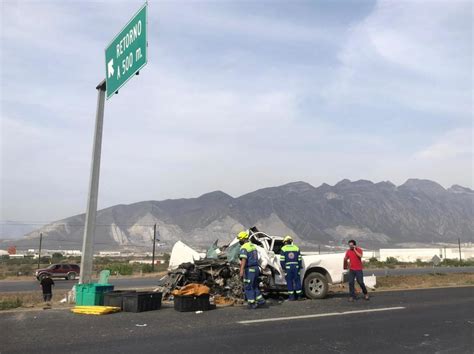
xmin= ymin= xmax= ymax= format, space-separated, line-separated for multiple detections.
xmin=159 ymin=241 xmax=245 ymax=301
xmin=160 ymin=227 xmax=286 ymax=302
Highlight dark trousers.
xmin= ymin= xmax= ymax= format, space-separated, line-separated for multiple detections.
xmin=43 ymin=293 xmax=52 ymax=302
xmin=348 ymin=270 xmax=368 ymax=298
xmin=243 ymin=266 xmax=263 ymax=304
xmin=285 ymin=266 xmax=302 ymax=299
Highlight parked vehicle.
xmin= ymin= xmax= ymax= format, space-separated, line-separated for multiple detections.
xmin=35 ymin=263 xmax=80 ymax=281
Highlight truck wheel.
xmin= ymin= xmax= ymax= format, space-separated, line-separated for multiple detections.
xmin=67 ymin=272 xmax=76 ymax=280
xmin=304 ymin=272 xmax=328 ymax=299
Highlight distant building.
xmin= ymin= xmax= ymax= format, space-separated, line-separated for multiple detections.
xmin=33 ymin=254 xmax=51 ymax=259
xmin=9 ymin=254 xmax=25 ymax=259
xmin=130 ymin=259 xmax=166 ymax=265
xmin=98 ymin=251 xmax=121 ymax=257
xmin=378 ymin=247 xmax=474 ymax=262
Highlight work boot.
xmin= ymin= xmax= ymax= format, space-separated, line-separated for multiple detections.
xmin=364 ymin=294 xmax=370 ymax=301
xmin=257 ymin=300 xmax=266 ymax=307
xmin=247 ymin=303 xmax=258 ymax=310
xmin=288 ymin=296 xmax=296 ymax=301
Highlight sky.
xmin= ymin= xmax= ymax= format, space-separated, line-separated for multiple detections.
xmin=1 ymin=0 xmax=472 ymax=223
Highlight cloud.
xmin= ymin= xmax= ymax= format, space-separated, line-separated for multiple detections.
xmin=1 ymin=0 xmax=472 ymax=223
xmin=155 ymin=2 xmax=337 ymax=44
xmin=415 ymin=128 xmax=473 ymax=160
xmin=324 ymin=0 xmax=472 ymax=116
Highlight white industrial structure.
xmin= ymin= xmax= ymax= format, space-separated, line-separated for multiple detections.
xmin=363 ymin=247 xmax=474 ymax=262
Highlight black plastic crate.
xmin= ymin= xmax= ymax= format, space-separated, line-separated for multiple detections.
xmin=103 ymin=290 xmax=136 ymax=309
xmin=123 ymin=292 xmax=162 ymax=313
xmin=174 ymin=294 xmax=211 ymax=312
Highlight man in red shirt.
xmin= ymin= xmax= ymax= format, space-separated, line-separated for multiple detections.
xmin=344 ymin=240 xmax=369 ymax=301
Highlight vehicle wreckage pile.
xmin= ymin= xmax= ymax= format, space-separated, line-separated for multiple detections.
xmin=158 ymin=241 xmax=245 ymax=303
xmin=161 ymin=258 xmax=244 ymax=302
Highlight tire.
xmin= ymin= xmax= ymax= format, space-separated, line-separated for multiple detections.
xmin=67 ymin=272 xmax=76 ymax=280
xmin=38 ymin=273 xmax=48 ymax=281
xmin=304 ymin=272 xmax=329 ymax=299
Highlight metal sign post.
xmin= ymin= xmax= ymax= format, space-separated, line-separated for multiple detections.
xmin=79 ymin=80 xmax=106 ymax=284
xmin=79 ymin=3 xmax=148 ymax=284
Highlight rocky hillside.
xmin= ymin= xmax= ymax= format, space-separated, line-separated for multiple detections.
xmin=4 ymin=179 xmax=473 ymax=250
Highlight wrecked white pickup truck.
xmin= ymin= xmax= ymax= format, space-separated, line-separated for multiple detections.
xmin=237 ymin=228 xmax=345 ymax=299
xmin=163 ymin=227 xmax=347 ymax=300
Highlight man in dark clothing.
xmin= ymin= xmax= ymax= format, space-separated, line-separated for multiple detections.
xmin=343 ymin=239 xmax=369 ymax=301
xmin=40 ymin=275 xmax=55 ymax=303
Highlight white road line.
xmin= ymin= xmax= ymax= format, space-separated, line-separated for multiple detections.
xmin=237 ymin=306 xmax=406 ymax=325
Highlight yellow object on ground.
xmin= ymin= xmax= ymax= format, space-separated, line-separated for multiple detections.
xmin=214 ymin=295 xmax=235 ymax=307
xmin=172 ymin=283 xmax=210 ymax=296
xmin=71 ymin=306 xmax=121 ymax=315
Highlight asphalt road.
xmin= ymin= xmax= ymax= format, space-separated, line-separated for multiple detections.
xmin=2 ymin=287 xmax=473 ymax=353
xmin=0 ymin=275 xmax=165 ymax=293
xmin=1 ymin=266 xmax=473 ymax=293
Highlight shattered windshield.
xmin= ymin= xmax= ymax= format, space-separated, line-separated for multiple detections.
xmin=226 ymin=242 xmax=240 ymax=264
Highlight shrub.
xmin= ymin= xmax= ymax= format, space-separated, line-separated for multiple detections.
xmin=440 ymin=258 xmax=474 ymax=267
xmin=0 ymin=298 xmax=22 ymax=310
xmin=17 ymin=264 xmax=33 ymax=276
xmin=364 ymin=257 xmax=384 ymax=268
xmin=385 ymin=257 xmax=399 ymax=265
xmin=102 ymin=263 xmax=133 ymax=276
xmin=415 ymin=259 xmax=426 ymax=267
xmin=141 ymin=264 xmax=154 ymax=273
xmin=51 ymin=253 xmax=64 ymax=263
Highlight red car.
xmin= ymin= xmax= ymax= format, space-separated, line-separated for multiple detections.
xmin=35 ymin=264 xmax=80 ymax=281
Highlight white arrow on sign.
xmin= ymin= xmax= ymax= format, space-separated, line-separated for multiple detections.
xmin=107 ymin=59 xmax=114 ymax=78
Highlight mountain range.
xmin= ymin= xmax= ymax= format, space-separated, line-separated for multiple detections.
xmin=2 ymin=179 xmax=473 ymax=251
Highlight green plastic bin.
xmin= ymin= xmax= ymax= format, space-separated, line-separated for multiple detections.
xmin=75 ymin=283 xmax=114 ymax=306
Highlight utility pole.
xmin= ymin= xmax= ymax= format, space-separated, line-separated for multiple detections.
xmin=458 ymin=238 xmax=462 ymax=263
xmin=79 ymin=80 xmax=106 ymax=284
xmin=152 ymin=223 xmax=157 ymax=272
xmin=37 ymin=233 xmax=43 ymax=269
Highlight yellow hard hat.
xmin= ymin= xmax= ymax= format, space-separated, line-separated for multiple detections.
xmin=237 ymin=231 xmax=249 ymax=240
xmin=283 ymin=235 xmax=293 ymax=243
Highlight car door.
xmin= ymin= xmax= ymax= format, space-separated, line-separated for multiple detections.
xmin=61 ymin=264 xmax=70 ymax=276
xmin=269 ymin=239 xmax=286 ymax=285
xmin=51 ymin=264 xmax=61 ymax=276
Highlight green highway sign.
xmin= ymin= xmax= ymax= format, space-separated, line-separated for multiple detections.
xmin=105 ymin=3 xmax=147 ymax=99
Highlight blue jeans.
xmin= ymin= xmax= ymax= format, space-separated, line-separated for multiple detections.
xmin=348 ymin=270 xmax=368 ymax=298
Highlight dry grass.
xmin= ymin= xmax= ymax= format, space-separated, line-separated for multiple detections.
xmin=374 ymin=272 xmax=474 ymax=290
xmin=330 ymin=272 xmax=474 ymax=294
xmin=0 ymin=290 xmax=70 ymax=310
